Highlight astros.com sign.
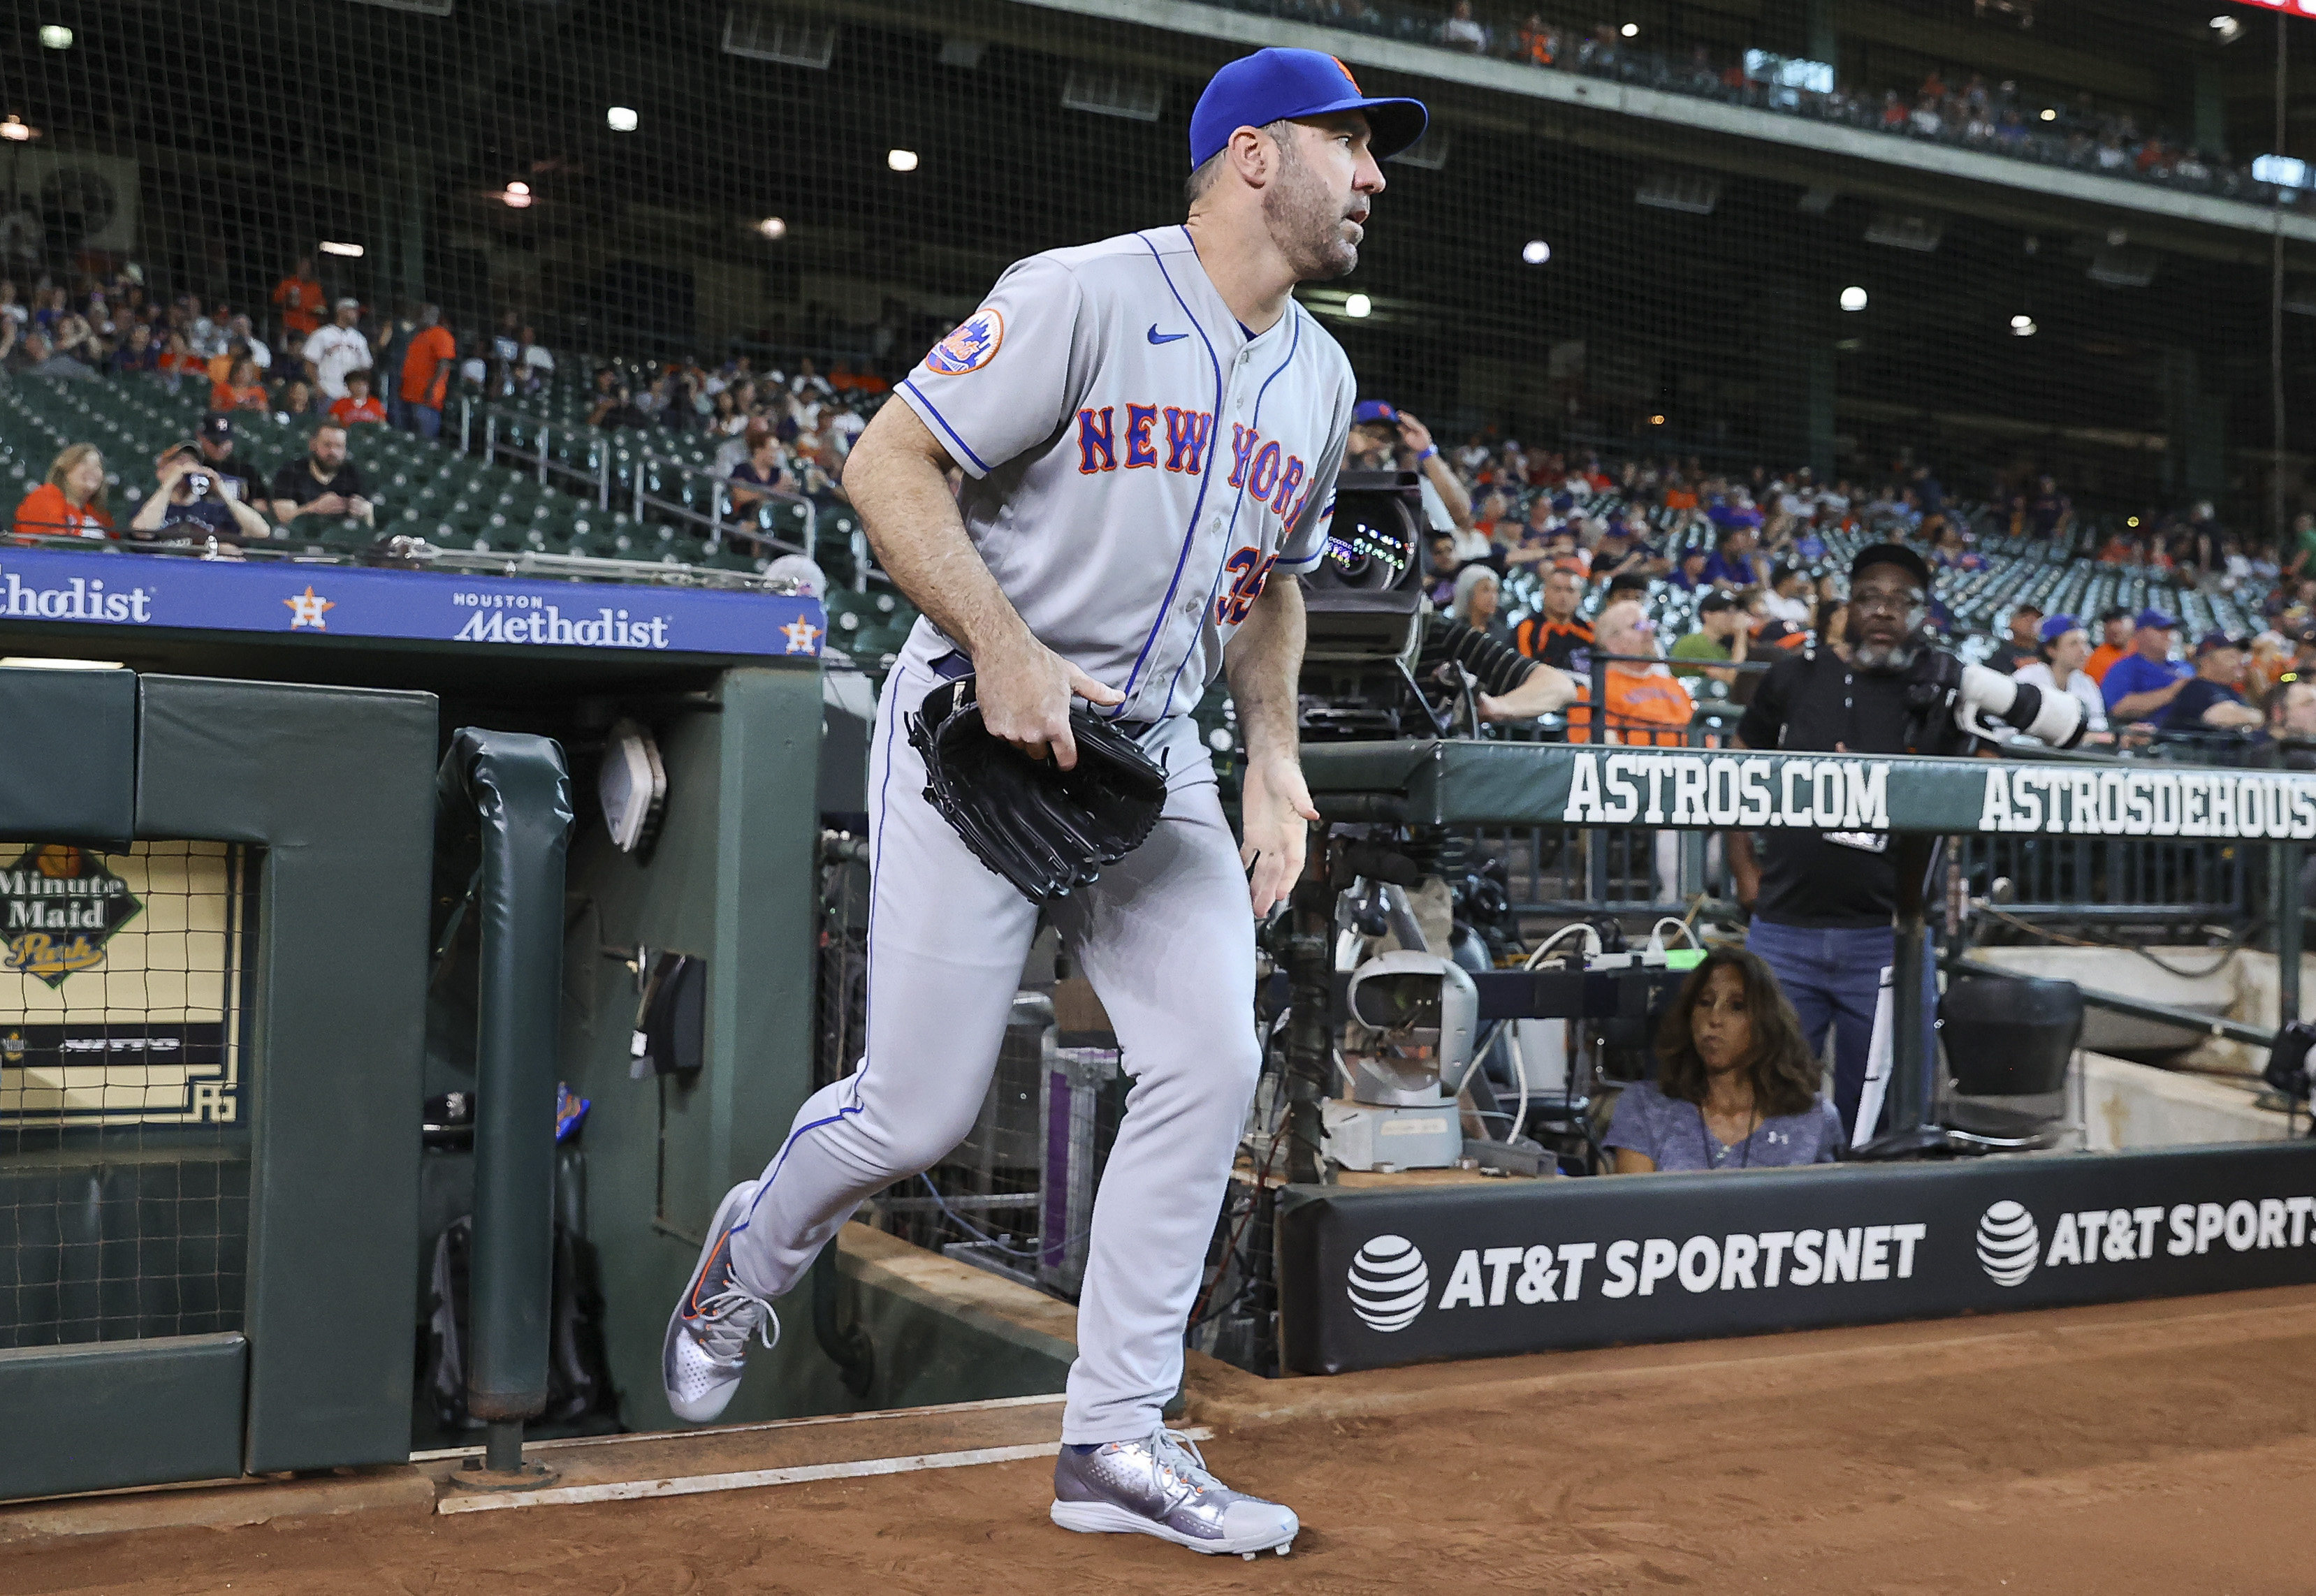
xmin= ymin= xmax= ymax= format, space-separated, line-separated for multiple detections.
xmin=1554 ymin=749 xmax=2316 ymax=842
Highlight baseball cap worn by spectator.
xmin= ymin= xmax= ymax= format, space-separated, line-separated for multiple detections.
xmin=200 ymin=413 xmax=232 ymax=442
xmin=1849 ymin=541 xmax=1932 ymax=590
xmin=1351 ymin=400 xmax=1400 ymax=426
xmin=1188 ymin=48 xmax=1429 ymax=168
xmin=2039 ymin=613 xmax=2080 ymax=644
xmin=2198 ymin=632 xmax=2246 ymax=657
xmin=2138 ymin=607 xmax=2178 ymax=631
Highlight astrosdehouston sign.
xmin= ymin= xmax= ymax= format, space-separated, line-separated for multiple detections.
xmin=1276 ymin=1143 xmax=2316 ymax=1374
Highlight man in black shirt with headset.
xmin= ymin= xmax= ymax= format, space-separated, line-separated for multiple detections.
xmin=1730 ymin=543 xmax=2083 ymax=1141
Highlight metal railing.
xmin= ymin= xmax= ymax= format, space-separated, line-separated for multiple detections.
xmin=456 ymin=399 xmax=878 ymax=589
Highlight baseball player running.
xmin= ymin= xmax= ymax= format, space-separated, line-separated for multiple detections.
xmin=661 ymin=48 xmax=1425 ymax=1557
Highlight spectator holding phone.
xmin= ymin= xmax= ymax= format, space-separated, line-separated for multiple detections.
xmin=131 ymin=442 xmax=270 ymax=546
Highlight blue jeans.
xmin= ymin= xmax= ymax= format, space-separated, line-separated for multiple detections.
xmin=408 ymin=403 xmax=442 ymax=440
xmin=1745 ymin=918 xmax=1935 ymax=1141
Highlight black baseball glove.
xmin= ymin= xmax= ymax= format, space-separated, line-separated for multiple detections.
xmin=905 ymin=674 xmax=1168 ymax=905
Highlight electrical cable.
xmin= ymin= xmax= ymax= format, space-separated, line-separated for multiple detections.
xmin=1974 ymin=903 xmax=2262 ymax=979
xmin=1525 ymin=919 xmax=1603 ymax=969
xmin=1647 ymin=915 xmax=1700 ymax=951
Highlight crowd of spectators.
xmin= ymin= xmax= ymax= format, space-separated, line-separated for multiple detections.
xmin=1365 ymin=400 xmax=2301 ymax=754
xmin=3 ymin=252 xmax=906 ymax=552
xmin=581 ymin=351 xmax=881 ymax=503
xmin=1233 ymin=0 xmax=2275 ymax=200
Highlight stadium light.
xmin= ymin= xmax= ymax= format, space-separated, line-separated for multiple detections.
xmin=1344 ymin=293 xmax=1373 ymax=318
xmin=37 ymin=24 xmax=71 ymax=49
xmin=319 ymin=240 xmax=365 ymax=258
xmin=1839 ymin=285 xmax=1867 ymax=312
xmin=2009 ymin=314 xmax=2037 ymax=336
xmin=757 ymin=216 xmax=788 ymax=240
xmin=502 ymin=181 xmax=533 ymax=209
xmin=1620 ymin=22 xmax=1638 ymax=36
xmin=1649 ymin=413 xmax=1666 ymax=425
xmin=0 ymin=116 xmax=34 ymax=143
xmin=606 ymin=106 xmax=639 ymax=132
xmin=2211 ymin=15 xmax=2243 ymax=42
xmin=2039 ymin=108 xmax=2056 ymax=122
xmin=1522 ymin=240 xmax=1552 ymax=265
xmin=887 ymin=148 xmax=919 ymax=173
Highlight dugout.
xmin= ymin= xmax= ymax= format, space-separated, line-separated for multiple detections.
xmin=1272 ymin=738 xmax=2316 ymax=1376
xmin=0 ymin=546 xmax=914 ymax=1498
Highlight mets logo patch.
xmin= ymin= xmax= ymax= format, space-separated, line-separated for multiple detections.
xmin=926 ymin=308 xmax=1004 ymax=376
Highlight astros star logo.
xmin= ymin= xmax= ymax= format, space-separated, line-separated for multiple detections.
xmin=780 ymin=616 xmax=823 ymax=655
xmin=283 ymin=585 xmax=335 ymax=630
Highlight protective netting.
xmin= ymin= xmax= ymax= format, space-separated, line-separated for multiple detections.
xmin=0 ymin=1 xmax=2305 ymax=568
xmin=0 ymin=841 xmax=251 ymax=1349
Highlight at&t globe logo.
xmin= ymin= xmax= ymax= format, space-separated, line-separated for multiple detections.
xmin=1348 ymin=1234 xmax=1430 ymax=1332
xmin=1976 ymin=1200 xmax=2040 ymax=1287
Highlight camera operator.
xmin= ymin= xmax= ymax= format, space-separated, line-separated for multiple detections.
xmin=129 ymin=441 xmax=271 ymax=547
xmin=1726 ymin=543 xmax=2081 ymax=1139
xmin=1346 ymin=401 xmax=1479 ymax=561
xmin=1399 ymin=541 xmax=1580 ymax=727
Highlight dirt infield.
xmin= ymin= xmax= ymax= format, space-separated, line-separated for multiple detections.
xmin=11 ymin=1287 xmax=2316 ymax=1595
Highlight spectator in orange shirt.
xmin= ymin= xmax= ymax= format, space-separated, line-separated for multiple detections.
xmin=12 ymin=443 xmax=113 ymax=541
xmin=2083 ymin=607 xmax=2132 ymax=682
xmin=330 ymin=369 xmax=388 ymax=426
xmin=399 ymin=304 xmax=458 ymax=439
xmin=210 ymin=355 xmax=269 ymax=413
xmin=1567 ymin=599 xmax=1697 ymax=747
xmin=272 ymin=256 xmax=325 ymax=342
xmin=1568 ymin=599 xmax=1697 ymax=899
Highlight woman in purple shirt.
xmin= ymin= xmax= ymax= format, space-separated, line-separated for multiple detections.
xmin=1606 ymin=947 xmax=1843 ymax=1172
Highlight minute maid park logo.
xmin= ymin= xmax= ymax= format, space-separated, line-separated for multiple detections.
xmin=1 ymin=845 xmax=142 ymax=987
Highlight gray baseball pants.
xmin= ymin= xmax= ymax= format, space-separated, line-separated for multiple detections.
xmin=727 ymin=657 xmax=1262 ymax=1443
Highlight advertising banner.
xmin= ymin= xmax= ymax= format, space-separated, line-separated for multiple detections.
xmin=0 ymin=545 xmax=825 ymax=659
xmin=1277 ymin=1143 xmax=2316 ymax=1374
xmin=1302 ymin=738 xmax=2316 ymax=839
xmin=0 ymin=840 xmax=247 ymax=1128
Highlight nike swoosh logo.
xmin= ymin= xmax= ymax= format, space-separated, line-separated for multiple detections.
xmin=1146 ymin=325 xmax=1188 ymax=345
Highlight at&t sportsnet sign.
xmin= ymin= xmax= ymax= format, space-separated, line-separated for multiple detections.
xmin=1276 ymin=1142 xmax=2316 ymax=1373
xmin=0 ymin=546 xmax=824 ymax=659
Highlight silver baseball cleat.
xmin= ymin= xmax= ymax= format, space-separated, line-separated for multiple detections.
xmin=1050 ymin=1428 xmax=1299 ymax=1558
xmin=661 ymin=1179 xmax=778 ymax=1423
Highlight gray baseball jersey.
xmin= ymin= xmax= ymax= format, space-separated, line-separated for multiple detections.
xmin=722 ymin=226 xmax=1354 ymax=1444
xmin=891 ymin=224 xmax=1355 ymax=723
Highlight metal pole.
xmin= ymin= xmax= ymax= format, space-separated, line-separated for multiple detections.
xmin=2279 ymin=841 xmax=2303 ymax=1031
xmin=538 ymin=425 xmax=550 ymax=486
xmin=1886 ymin=835 xmax=1937 ymax=1135
xmin=1586 ymin=645 xmax=1610 ymax=905
xmin=1283 ymin=831 xmax=1335 ymax=1184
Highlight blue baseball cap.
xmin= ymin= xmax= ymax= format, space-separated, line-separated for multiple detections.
xmin=2038 ymin=613 xmax=2080 ymax=643
xmin=1188 ymin=49 xmax=1429 ymax=170
xmin=2135 ymin=606 xmax=2178 ymax=631
xmin=1351 ymin=400 xmax=1399 ymax=425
